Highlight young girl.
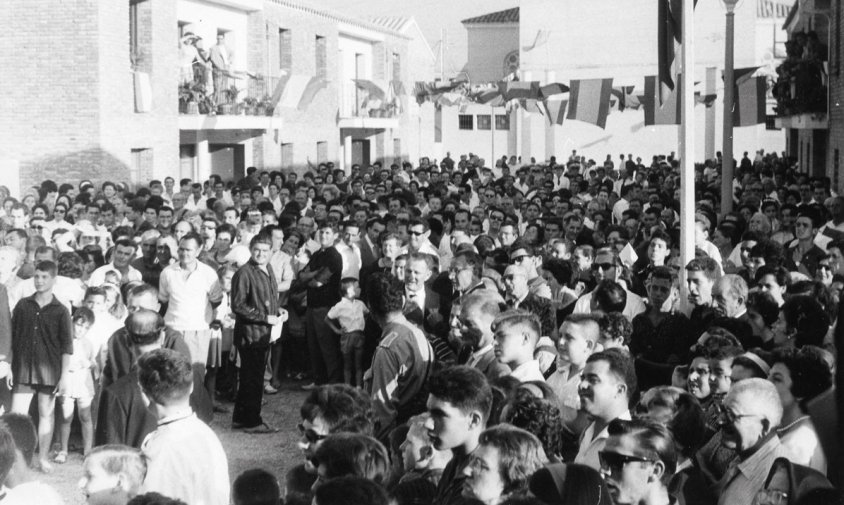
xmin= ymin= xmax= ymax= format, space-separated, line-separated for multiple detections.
xmin=56 ymin=307 xmax=98 ymax=463
xmin=79 ymin=445 xmax=147 ymax=505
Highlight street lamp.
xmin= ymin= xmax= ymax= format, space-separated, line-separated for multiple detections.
xmin=721 ymin=0 xmax=739 ymax=215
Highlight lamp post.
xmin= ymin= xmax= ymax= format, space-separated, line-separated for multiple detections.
xmin=721 ymin=0 xmax=739 ymax=215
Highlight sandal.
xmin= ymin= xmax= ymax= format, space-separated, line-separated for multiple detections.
xmin=53 ymin=451 xmax=67 ymax=464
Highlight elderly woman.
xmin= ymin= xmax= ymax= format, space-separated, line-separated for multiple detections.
xmin=461 ymin=424 xmax=547 ymax=505
xmin=769 ymin=346 xmax=831 ymax=472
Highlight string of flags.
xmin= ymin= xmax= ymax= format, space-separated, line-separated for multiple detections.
xmin=413 ymin=66 xmax=763 ymax=130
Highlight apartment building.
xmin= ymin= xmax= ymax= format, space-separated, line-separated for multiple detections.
xmin=0 ymin=0 xmax=435 ymax=191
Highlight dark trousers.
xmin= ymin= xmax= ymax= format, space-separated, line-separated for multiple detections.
xmin=232 ymin=345 xmax=268 ymax=428
xmin=305 ymin=307 xmax=343 ymax=384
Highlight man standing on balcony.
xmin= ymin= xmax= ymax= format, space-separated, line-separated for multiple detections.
xmin=209 ymin=33 xmax=232 ymax=107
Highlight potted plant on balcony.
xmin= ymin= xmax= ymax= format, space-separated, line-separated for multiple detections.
xmin=242 ymin=97 xmax=259 ymax=116
xmin=257 ymin=95 xmax=275 ymax=116
xmin=179 ymin=82 xmax=204 ymax=115
xmin=217 ymin=85 xmax=239 ymax=115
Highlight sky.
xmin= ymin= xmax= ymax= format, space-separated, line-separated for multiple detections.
xmin=316 ymin=0 xmax=517 ymax=77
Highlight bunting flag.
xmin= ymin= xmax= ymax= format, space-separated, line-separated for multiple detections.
xmin=643 ymin=75 xmax=681 ymax=125
xmin=498 ymin=81 xmax=540 ymax=101
xmin=296 ymin=77 xmax=327 ymax=111
xmin=278 ymin=74 xmax=312 ymax=109
xmin=733 ymin=72 xmax=767 ymax=127
xmin=695 ymin=93 xmax=717 ymax=107
xmin=522 ymin=30 xmax=550 ymax=52
xmin=539 ymin=83 xmax=569 ymax=98
xmin=353 ymin=79 xmax=386 ymax=101
xmin=474 ymin=87 xmax=502 ymax=104
xmin=545 ymin=99 xmax=567 ymax=125
xmin=566 ymin=78 xmax=613 ymax=128
xmin=524 ymin=99 xmax=544 ymax=115
xmin=657 ymin=0 xmax=697 ymax=105
xmin=611 ymin=86 xmax=641 ymax=111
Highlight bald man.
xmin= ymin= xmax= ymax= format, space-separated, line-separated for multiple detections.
xmin=453 ymin=291 xmax=509 ymax=382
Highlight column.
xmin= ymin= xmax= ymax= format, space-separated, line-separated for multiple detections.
xmin=342 ymin=133 xmax=353 ymax=174
xmin=196 ymin=135 xmax=210 ymax=183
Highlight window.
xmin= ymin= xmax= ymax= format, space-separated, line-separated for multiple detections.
xmin=765 ymin=115 xmax=780 ymax=131
xmin=315 ymin=35 xmax=327 ymax=79
xmin=392 ymin=52 xmax=401 ymax=82
xmin=317 ymin=141 xmax=328 ymax=163
xmin=477 ymin=115 xmax=491 ymax=130
xmin=279 ymin=29 xmax=292 ymax=72
xmin=495 ymin=114 xmax=510 ymax=130
xmin=281 ymin=143 xmax=294 ymax=168
xmin=458 ymin=114 xmax=473 ymax=130
xmin=130 ymin=0 xmax=150 ymax=72
xmin=130 ymin=148 xmax=153 ymax=185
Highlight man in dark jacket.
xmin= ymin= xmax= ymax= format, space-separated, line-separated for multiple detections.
xmin=231 ymin=234 xmax=281 ymax=433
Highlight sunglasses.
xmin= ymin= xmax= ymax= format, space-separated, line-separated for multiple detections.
xmin=598 ymin=451 xmax=656 ymax=474
xmin=298 ymin=423 xmax=328 ymax=444
xmin=408 ymin=230 xmax=426 ymax=236
xmin=591 ymin=262 xmax=615 ymax=271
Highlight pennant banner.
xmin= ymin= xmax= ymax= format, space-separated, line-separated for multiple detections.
xmin=539 ymin=83 xmax=569 ymax=98
xmin=545 ymin=99 xmax=567 ymax=126
xmin=499 ymin=81 xmax=540 ymax=101
xmin=523 ymin=30 xmax=550 ymax=52
xmin=567 ymin=78 xmax=613 ymax=129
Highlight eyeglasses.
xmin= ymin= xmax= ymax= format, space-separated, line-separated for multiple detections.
xmin=598 ymin=451 xmax=657 ymax=474
xmin=298 ymin=423 xmax=328 ymax=444
xmin=717 ymin=405 xmax=761 ymax=424
xmin=591 ymin=262 xmax=615 ymax=271
xmin=754 ymin=489 xmax=789 ymax=505
xmin=489 ymin=215 xmax=503 ymax=222
xmin=408 ymin=230 xmax=426 ymax=236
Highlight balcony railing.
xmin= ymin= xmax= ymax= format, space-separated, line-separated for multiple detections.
xmin=773 ymin=34 xmax=828 ymax=117
xmin=179 ymin=66 xmax=280 ymax=116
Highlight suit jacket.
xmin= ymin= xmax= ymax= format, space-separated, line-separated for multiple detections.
xmin=360 ymin=236 xmax=379 ymax=270
xmin=95 ymin=368 xmax=213 ymax=448
xmin=471 ymin=348 xmax=510 ymax=382
xmin=405 ymin=287 xmax=448 ymax=338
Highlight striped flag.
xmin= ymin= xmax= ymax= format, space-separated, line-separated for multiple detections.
xmin=657 ymin=0 xmax=697 ymax=105
xmin=545 ymin=99 xmax=567 ymax=125
xmin=643 ymin=75 xmax=681 ymax=125
xmin=278 ymin=74 xmax=312 ymax=109
xmin=733 ymin=68 xmax=767 ymax=127
xmin=296 ymin=77 xmax=327 ymax=111
xmin=566 ymin=78 xmax=613 ymax=128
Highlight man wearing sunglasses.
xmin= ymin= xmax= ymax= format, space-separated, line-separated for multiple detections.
xmin=508 ymin=243 xmax=551 ymax=300
xmin=600 ymin=418 xmax=677 ymax=505
xmin=572 ymin=247 xmax=645 ymax=322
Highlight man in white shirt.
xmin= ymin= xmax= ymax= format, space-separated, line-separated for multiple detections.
xmin=183 ymin=183 xmax=207 ymax=212
xmin=574 ymin=348 xmax=635 ymax=470
xmin=335 ymin=221 xmax=362 ymax=279
xmin=88 ymin=239 xmax=143 ymax=287
xmin=158 ymin=233 xmax=223 ymax=393
xmin=491 ymin=309 xmax=545 ymax=382
xmin=139 ymin=348 xmax=229 ymax=505
xmin=573 ymin=247 xmax=645 ymax=321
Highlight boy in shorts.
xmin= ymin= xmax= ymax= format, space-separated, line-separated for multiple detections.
xmin=326 ymin=278 xmax=368 ymax=387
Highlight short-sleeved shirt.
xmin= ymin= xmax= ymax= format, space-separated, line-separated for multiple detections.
xmin=88 ymin=263 xmax=143 ymax=287
xmin=574 ymin=410 xmax=632 ymax=471
xmin=159 ymin=262 xmax=223 ymax=332
xmin=327 ymin=298 xmax=367 ymax=333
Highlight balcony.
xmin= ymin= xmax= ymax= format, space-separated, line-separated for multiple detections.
xmin=338 ymin=80 xmax=399 ymax=129
xmin=178 ymin=67 xmax=282 ymax=131
xmin=772 ymin=32 xmax=828 ymax=128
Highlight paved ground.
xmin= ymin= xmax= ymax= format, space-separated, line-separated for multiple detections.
xmin=40 ymin=382 xmax=308 ymax=505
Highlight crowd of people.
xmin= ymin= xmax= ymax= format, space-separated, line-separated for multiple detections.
xmin=0 ymin=148 xmax=838 ymax=504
